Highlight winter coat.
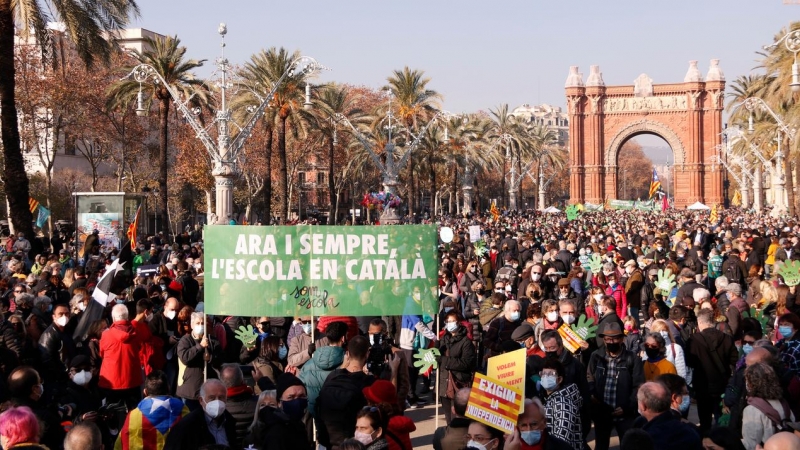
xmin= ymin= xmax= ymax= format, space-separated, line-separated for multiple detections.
xmin=605 ymin=284 xmax=628 ymax=319
xmin=686 ymin=327 xmax=738 ymax=397
xmin=316 ymin=368 xmax=375 ymax=449
xmin=624 ymin=270 xmax=645 ymax=310
xmin=741 ymin=398 xmax=795 ymax=450
xmin=543 ymin=383 xmax=583 ymax=450
xmin=250 ymin=406 xmax=311 ymax=450
xmin=633 ymin=411 xmax=702 ymax=450
xmin=225 ymin=387 xmax=259 ymax=449
xmin=385 ymin=415 xmax=416 ymax=450
xmin=587 ymin=347 xmax=645 ymax=418
xmin=163 ymin=407 xmax=237 ymax=450
xmin=298 ymin=345 xmax=345 ymax=415
xmin=38 ymin=322 xmax=76 ymax=382
xmin=436 ymin=325 xmax=477 ymax=398
xmin=175 ymin=333 xmax=220 ymax=399
xmin=484 ymin=316 xmax=522 ymax=356
xmin=99 ymin=320 xmax=143 ymax=390
xmin=287 ymin=333 xmax=329 ymax=369
xmin=131 ymin=319 xmax=165 ymax=375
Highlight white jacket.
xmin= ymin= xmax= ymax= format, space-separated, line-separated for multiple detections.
xmin=741 ymin=400 xmax=795 ymax=450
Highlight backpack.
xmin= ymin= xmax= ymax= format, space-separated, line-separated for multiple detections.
xmin=747 ymin=397 xmax=793 ymax=433
xmin=725 ymin=261 xmax=744 ymax=286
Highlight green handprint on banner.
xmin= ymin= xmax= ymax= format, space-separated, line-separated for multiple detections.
xmin=571 ymin=314 xmax=598 ymax=340
xmin=778 ymin=260 xmax=800 ymax=286
xmin=742 ymin=306 xmax=770 ymax=334
xmin=656 ymin=269 xmax=676 ymax=293
xmin=234 ymin=325 xmax=258 ymax=348
xmin=565 ymin=205 xmax=579 ymax=221
xmin=588 ymin=254 xmax=604 ymax=275
xmin=413 ymin=347 xmax=441 ymax=374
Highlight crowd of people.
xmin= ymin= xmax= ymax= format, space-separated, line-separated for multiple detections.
xmin=0 ymin=208 xmax=799 ymax=450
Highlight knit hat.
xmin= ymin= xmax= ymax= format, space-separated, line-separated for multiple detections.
xmin=275 ymin=373 xmax=305 ymax=401
xmin=363 ymin=380 xmax=398 ymax=405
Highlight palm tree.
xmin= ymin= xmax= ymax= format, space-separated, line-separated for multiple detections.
xmin=385 ymin=67 xmax=441 ymax=214
xmin=239 ymin=47 xmax=312 ymax=222
xmin=0 ymin=0 xmax=139 ymax=238
xmin=107 ymin=35 xmax=206 ymax=236
xmin=488 ymin=104 xmax=530 ymax=207
xmin=302 ymin=83 xmax=366 ymax=224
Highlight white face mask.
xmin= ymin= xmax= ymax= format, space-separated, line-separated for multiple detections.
xmin=72 ymin=370 xmax=92 ymax=386
xmin=546 ymin=311 xmax=558 ymax=322
xmin=593 ymin=293 xmax=603 ymax=301
xmin=193 ymin=325 xmax=205 ymax=337
xmin=203 ymin=399 xmax=226 ymax=419
xmin=561 ymin=314 xmax=576 ymax=325
xmin=165 ymin=310 xmax=176 ymax=320
xmin=467 ymin=440 xmax=493 ymax=450
xmin=532 ymin=273 xmax=541 ymax=281
xmin=78 ymin=302 xmax=86 ymax=312
xmin=55 ymin=316 xmax=69 ymax=327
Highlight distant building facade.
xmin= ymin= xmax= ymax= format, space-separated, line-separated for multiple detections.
xmin=511 ymin=104 xmax=570 ymax=146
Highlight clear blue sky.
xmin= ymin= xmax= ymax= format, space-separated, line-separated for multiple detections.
xmin=131 ymin=1 xmax=793 ymax=162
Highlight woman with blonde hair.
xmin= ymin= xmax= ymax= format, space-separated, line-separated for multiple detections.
xmin=648 ymin=319 xmax=687 ymax=380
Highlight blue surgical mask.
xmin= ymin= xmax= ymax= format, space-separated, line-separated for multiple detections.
xmin=301 ymin=323 xmax=312 ymax=335
xmin=444 ymin=307 xmax=454 ymax=313
xmin=779 ymin=326 xmax=794 ymax=338
xmin=540 ymin=374 xmax=558 ymax=391
xmin=445 ymin=322 xmax=458 ymax=333
xmin=278 ymin=345 xmax=288 ymax=360
xmin=520 ymin=430 xmax=541 ymax=446
xmin=509 ymin=311 xmax=520 ymax=322
xmin=679 ymin=395 xmax=691 ymax=413
xmin=742 ymin=343 xmax=753 ymax=355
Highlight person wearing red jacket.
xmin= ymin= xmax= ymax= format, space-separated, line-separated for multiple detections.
xmin=131 ymin=298 xmax=164 ymax=376
xmin=99 ymin=303 xmax=143 ymax=410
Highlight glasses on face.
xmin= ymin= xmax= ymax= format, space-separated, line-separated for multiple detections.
xmin=540 ymin=370 xmax=558 ymax=377
xmin=743 ymin=340 xmax=756 ymax=346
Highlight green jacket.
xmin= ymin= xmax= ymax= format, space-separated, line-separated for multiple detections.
xmin=298 ymin=345 xmax=345 ymax=416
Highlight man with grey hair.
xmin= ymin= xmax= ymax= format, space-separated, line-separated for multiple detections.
xmin=64 ymin=421 xmax=103 ymax=450
xmin=692 ymin=288 xmax=711 ymax=306
xmin=484 ymin=299 xmax=522 ymax=357
xmin=165 ymin=378 xmax=236 ymax=449
xmin=99 ymin=303 xmax=142 ymax=410
xmin=632 ymin=382 xmax=702 ymax=448
xmin=219 ymin=363 xmax=257 ymax=449
xmin=725 ymin=282 xmax=748 ymax=340
xmin=176 ymin=311 xmax=220 ymax=411
xmin=433 ymin=387 xmax=471 ymax=450
xmin=714 ymin=275 xmax=729 ymax=311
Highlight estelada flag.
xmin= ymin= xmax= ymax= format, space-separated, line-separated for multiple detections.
xmin=126 ymin=205 xmax=142 ymax=250
xmin=648 ymin=168 xmax=661 ymax=200
xmin=28 ymin=197 xmax=39 ymax=213
xmin=490 ymin=202 xmax=500 ymax=222
xmin=115 ymin=396 xmax=189 ymax=450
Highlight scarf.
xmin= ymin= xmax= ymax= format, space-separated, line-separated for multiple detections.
xmin=227 ymin=384 xmax=254 ymax=398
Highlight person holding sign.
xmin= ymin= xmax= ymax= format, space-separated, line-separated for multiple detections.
xmin=437 ymin=311 xmax=477 ymax=424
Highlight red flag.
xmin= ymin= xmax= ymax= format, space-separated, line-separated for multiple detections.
xmin=126 ymin=205 xmax=142 ymax=251
xmin=661 ymin=195 xmax=669 ymax=212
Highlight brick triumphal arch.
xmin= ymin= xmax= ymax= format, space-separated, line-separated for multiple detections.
xmin=564 ymin=61 xmax=725 ymax=209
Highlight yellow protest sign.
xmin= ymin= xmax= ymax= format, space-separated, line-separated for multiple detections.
xmin=558 ymin=323 xmax=587 ymax=354
xmin=487 ymin=348 xmax=526 ymax=407
xmin=465 ymin=372 xmax=524 ymax=434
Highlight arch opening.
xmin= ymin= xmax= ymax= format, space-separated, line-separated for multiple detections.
xmin=616 ymin=133 xmax=673 ymax=201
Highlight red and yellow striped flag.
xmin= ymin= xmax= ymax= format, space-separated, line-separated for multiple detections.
xmin=28 ymin=197 xmax=39 ymax=213
xmin=126 ymin=205 xmax=142 ymax=250
xmin=490 ymin=202 xmax=500 ymax=222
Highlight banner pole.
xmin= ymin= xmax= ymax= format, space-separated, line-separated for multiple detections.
xmin=203 ymin=312 xmax=207 ymax=383
xmin=435 ymin=313 xmax=440 ymax=430
xmin=311 ymin=313 xmax=317 ymax=447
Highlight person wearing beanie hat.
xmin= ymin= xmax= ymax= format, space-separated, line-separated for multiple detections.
xmin=253 ymin=373 xmax=310 ymax=450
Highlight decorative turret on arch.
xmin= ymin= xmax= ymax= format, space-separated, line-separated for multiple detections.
xmin=564 ymin=61 xmax=725 ymax=209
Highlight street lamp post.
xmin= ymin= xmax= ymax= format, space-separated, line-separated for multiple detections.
xmin=126 ymin=23 xmax=325 ymax=225
xmin=764 ymin=27 xmax=800 ymax=92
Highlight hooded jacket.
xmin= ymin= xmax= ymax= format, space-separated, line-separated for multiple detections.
xmin=386 ymin=415 xmax=416 ymax=450
xmin=99 ymin=320 xmax=143 ymax=390
xmin=686 ymin=326 xmax=737 ymax=396
xmin=316 ymin=368 xmax=375 ymax=449
xmin=254 ymin=406 xmax=311 ymax=450
xmin=298 ymin=345 xmax=345 ymax=415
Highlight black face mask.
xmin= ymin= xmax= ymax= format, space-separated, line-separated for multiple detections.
xmin=605 ymin=342 xmax=622 ymax=354
xmin=644 ymin=347 xmax=661 ymax=360
xmin=545 ymin=351 xmax=559 ymax=360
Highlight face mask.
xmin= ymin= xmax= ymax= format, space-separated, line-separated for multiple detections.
xmin=159 ymin=284 xmax=167 ymax=291
xmin=625 ymin=266 xmax=633 ymax=274
xmin=282 ymin=397 xmax=308 ymax=421
xmin=278 ymin=345 xmax=288 ymax=360
xmin=495 ymin=289 xmax=504 ymax=294
xmin=203 ymin=399 xmax=226 ymax=419
xmin=115 ymin=299 xmax=126 ymax=305
xmin=645 ymin=347 xmax=661 ymax=360
xmin=520 ymin=430 xmax=542 ymax=446
xmin=532 ymin=273 xmax=541 ymax=281
xmin=55 ymin=316 xmax=68 ymax=327
xmin=165 ymin=310 xmax=176 ymax=320
xmin=72 ymin=370 xmax=92 ymax=386
xmin=193 ymin=325 xmax=205 ymax=336
xmin=145 ymin=313 xmax=154 ymax=322
xmin=546 ymin=312 xmax=558 ymax=323
xmin=470 ymin=266 xmax=477 ymax=273
xmin=561 ymin=314 xmax=575 ymax=325
xmin=679 ymin=395 xmax=691 ymax=413
xmin=466 ymin=440 xmax=493 ymax=450
xmin=509 ymin=311 xmax=520 ymax=322
xmin=540 ymin=374 xmax=558 ymax=391
xmin=609 ymin=281 xmax=617 ymax=288
xmin=549 ymin=276 xmax=558 ymax=282
xmin=302 ymin=323 xmax=312 ymax=335
xmin=513 ymin=264 xmax=519 ymax=269
xmin=742 ymin=343 xmax=753 ymax=355
xmin=656 ymin=247 xmax=663 ymax=252
xmin=445 ymin=322 xmax=458 ymax=333
xmin=444 ymin=307 xmax=454 ymax=313
xmin=593 ymin=294 xmax=603 ymax=301
xmin=779 ymin=326 xmax=794 ymax=337
xmin=545 ymin=350 xmax=559 ymax=360
xmin=78 ymin=303 xmax=86 ymax=312
xmin=605 ymin=342 xmax=622 ymax=354
xmin=354 ymin=430 xmax=376 ymax=446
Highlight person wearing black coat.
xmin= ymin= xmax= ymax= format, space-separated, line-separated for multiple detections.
xmin=175 ymin=313 xmax=221 ymax=409
xmin=38 ymin=304 xmax=75 ymax=384
xmin=631 ymin=382 xmax=702 ymax=450
xmin=686 ymin=309 xmax=738 ymax=433
xmin=219 ymin=363 xmax=259 ymax=450
xmin=164 ymin=380 xmax=237 ymax=450
xmin=437 ymin=316 xmax=477 ymax=424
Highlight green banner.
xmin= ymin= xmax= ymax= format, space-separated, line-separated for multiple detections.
xmin=204 ymin=225 xmax=439 ymax=318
